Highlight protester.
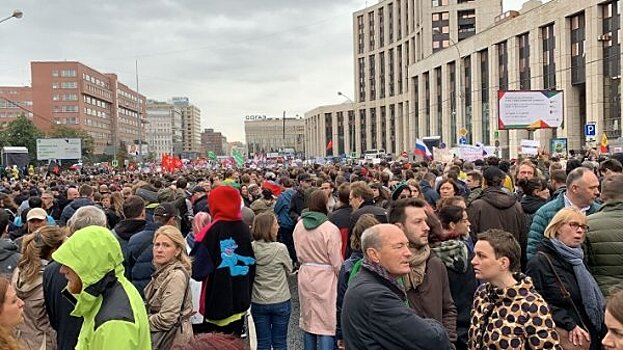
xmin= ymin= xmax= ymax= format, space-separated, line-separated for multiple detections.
xmin=527 ymin=207 xmax=605 ymax=349
xmin=586 ymin=173 xmax=623 ymax=297
xmin=191 ymin=185 xmax=255 ymax=336
xmin=51 ymin=225 xmax=151 ymax=349
xmin=59 ymin=184 xmax=95 ymax=225
xmin=388 ymin=198 xmax=457 ymax=345
xmin=144 ymin=226 xmax=193 ymax=348
xmin=469 ymin=229 xmax=561 ymax=349
xmin=12 ymin=225 xmax=64 ymax=350
xmin=111 ymin=195 xmax=147 ymax=267
xmin=293 ymin=190 xmax=343 ymax=350
xmin=0 ymin=276 xmax=24 ymax=350
xmin=527 ymin=167 xmax=601 ymax=260
xmin=603 ymin=289 xmax=623 ymax=350
xmin=341 ymin=224 xmax=451 ymax=350
xmin=328 ymin=183 xmax=353 ymax=258
xmin=250 ymin=212 xmax=292 ymax=350
xmin=43 ymin=205 xmax=106 ymax=350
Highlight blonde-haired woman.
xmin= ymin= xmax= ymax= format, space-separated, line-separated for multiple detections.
xmin=527 ymin=207 xmax=605 ymax=349
xmin=12 ymin=226 xmax=64 ymax=350
xmin=145 ymin=225 xmax=193 ymax=349
xmin=0 ymin=276 xmax=24 ymax=350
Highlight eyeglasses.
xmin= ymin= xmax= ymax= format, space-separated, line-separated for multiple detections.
xmin=567 ymin=222 xmax=589 ymax=231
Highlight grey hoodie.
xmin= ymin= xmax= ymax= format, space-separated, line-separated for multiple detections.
xmin=251 ymin=240 xmax=293 ymax=304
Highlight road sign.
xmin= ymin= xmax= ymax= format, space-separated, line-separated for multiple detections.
xmin=111 ymin=159 xmax=118 ymax=168
xmin=459 ymin=137 xmax=467 ymax=145
xmin=439 ymin=142 xmax=446 ymax=149
xmin=585 ymin=123 xmax=596 ymax=138
xmin=459 ymin=128 xmax=468 ymax=137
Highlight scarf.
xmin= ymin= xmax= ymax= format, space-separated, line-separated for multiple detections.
xmin=430 ymin=240 xmax=469 ymax=273
xmin=404 ymin=244 xmax=430 ymax=291
xmin=550 ymin=238 xmax=605 ymax=331
xmin=362 ymin=257 xmax=405 ymax=294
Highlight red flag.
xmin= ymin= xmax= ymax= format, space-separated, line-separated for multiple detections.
xmin=326 ymin=139 xmax=333 ymax=151
xmin=173 ymin=156 xmax=182 ymax=170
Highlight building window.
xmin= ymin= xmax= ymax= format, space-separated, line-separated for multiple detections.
xmin=388 ymin=3 xmax=394 ymax=43
xmin=378 ymin=8 xmax=385 ymax=48
xmin=325 ymin=113 xmax=333 ymax=156
xmin=360 ymin=109 xmax=367 ymax=152
xmin=435 ymin=67 xmax=442 ymax=136
xmin=60 ymin=69 xmax=77 ymax=77
xmin=370 ymin=108 xmax=377 ymax=149
xmin=337 ymin=112 xmax=345 ymax=154
xmin=357 ymin=15 xmax=365 ymax=54
xmin=52 ymin=70 xmax=59 ymax=77
xmin=458 ymin=10 xmax=476 ymax=41
xmin=379 ymin=51 xmax=386 ymax=98
xmin=397 ymin=0 xmax=402 ymax=40
xmin=369 ymin=11 xmax=375 ymax=51
xmin=480 ymin=49 xmax=490 ymax=145
xmin=542 ymin=23 xmax=558 ymax=88
xmin=602 ymin=0 xmax=621 ymax=138
xmin=389 ymin=48 xmax=395 ymax=96
xmin=497 ymin=41 xmax=508 ymax=90
xmin=424 ymin=72 xmax=431 ymax=135
xmin=449 ymin=62 xmax=457 ymax=142
xmin=369 ymin=55 xmax=376 ymax=101
xmin=569 ymin=14 xmax=585 ymax=86
xmin=432 ymin=12 xmax=450 ymax=52
xmin=518 ymin=33 xmax=530 ymax=90
xmin=358 ymin=58 xmax=366 ymax=102
xmin=464 ymin=56 xmax=472 ymax=143
xmin=397 ymin=45 xmax=403 ymax=94
xmin=60 ymin=82 xmax=77 ymax=89
xmin=432 ymin=0 xmax=449 ymax=6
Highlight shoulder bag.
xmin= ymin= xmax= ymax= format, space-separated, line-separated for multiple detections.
xmin=538 ymin=251 xmax=591 ymax=350
xmin=151 ymin=271 xmax=190 ymax=350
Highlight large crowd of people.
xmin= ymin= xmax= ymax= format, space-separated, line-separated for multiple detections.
xmin=0 ymin=153 xmax=620 ymax=349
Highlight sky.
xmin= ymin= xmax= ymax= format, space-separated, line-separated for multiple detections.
xmin=1 ymin=0 xmax=530 ymax=143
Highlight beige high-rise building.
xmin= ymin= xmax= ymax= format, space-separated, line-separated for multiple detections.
xmin=172 ymin=97 xmax=202 ymax=155
xmin=146 ymin=100 xmax=183 ymax=159
xmin=244 ymin=115 xmax=305 ymax=156
xmin=307 ymin=0 xmax=622 ymax=158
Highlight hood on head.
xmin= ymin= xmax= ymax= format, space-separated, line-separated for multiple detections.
xmin=52 ymin=225 xmax=124 ymax=291
xmin=482 ymin=187 xmax=517 ymax=209
xmin=0 ymin=239 xmax=18 ymax=260
xmin=208 ymin=185 xmax=242 ymax=221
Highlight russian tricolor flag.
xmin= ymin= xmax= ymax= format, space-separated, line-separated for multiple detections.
xmin=414 ymin=139 xmax=432 ymax=158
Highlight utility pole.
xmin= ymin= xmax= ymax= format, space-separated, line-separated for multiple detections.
xmin=135 ymin=59 xmax=142 ymax=163
xmin=282 ymin=110 xmax=286 ymax=152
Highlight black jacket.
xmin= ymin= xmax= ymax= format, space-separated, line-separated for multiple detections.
xmin=342 ymin=267 xmax=451 ymax=350
xmin=348 ymin=202 xmax=388 ymax=258
xmin=112 ymin=218 xmax=147 ymax=272
xmin=0 ymin=239 xmax=19 ymax=279
xmin=328 ymin=205 xmax=353 ymax=259
xmin=526 ymin=238 xmax=605 ymax=349
xmin=43 ymin=261 xmax=82 ymax=350
xmin=127 ymin=221 xmax=162 ymax=298
xmin=60 ymin=197 xmax=94 ymax=225
xmin=520 ymin=195 xmax=547 ymax=215
xmin=288 ymin=187 xmax=305 ymax=223
xmin=193 ymin=195 xmax=209 ymax=214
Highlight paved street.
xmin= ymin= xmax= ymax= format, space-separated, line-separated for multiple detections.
xmin=287 ymin=274 xmax=304 ymax=349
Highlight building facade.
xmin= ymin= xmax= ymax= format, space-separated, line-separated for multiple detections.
xmin=30 ymin=61 xmax=146 ymax=155
xmin=308 ymin=0 xmax=623 ymax=158
xmin=172 ymin=97 xmax=202 ymax=155
xmin=244 ymin=116 xmax=305 ymax=155
xmin=304 ymin=103 xmax=354 ymax=157
xmin=0 ymin=87 xmax=33 ymax=126
xmin=146 ymin=99 xmax=183 ymax=159
xmin=201 ymin=128 xmax=226 ymax=156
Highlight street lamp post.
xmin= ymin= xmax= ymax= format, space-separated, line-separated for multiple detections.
xmin=0 ymin=10 xmax=22 ymax=24
xmin=338 ymin=91 xmax=356 ymax=157
xmin=434 ymin=29 xmax=464 ymax=144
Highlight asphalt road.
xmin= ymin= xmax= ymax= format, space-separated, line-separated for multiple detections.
xmin=287 ymin=274 xmax=304 ymax=349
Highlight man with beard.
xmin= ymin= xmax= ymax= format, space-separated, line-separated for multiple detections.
xmin=388 ymin=198 xmax=457 ymax=348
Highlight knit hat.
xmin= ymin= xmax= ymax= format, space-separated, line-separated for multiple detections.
xmin=208 ymin=185 xmax=242 ymax=222
xmin=483 ymin=166 xmax=506 ymax=187
xmin=391 ymin=182 xmax=411 ymax=201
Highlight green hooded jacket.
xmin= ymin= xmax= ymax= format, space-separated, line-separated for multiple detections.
xmin=52 ymin=225 xmax=151 ymax=350
xmin=301 ymin=211 xmax=328 ymax=230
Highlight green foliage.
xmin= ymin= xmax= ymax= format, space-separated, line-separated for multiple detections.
xmin=0 ymin=115 xmax=43 ymax=161
xmin=47 ymin=124 xmax=95 ymax=161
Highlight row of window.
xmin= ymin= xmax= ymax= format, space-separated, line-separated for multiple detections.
xmin=53 ymin=105 xmax=79 ymax=113
xmin=52 ymin=82 xmax=78 ymax=89
xmin=85 ymin=107 xmax=108 ymax=119
xmin=118 ymin=89 xmax=140 ymax=103
xmin=52 ymin=69 xmax=77 ymax=78
xmin=83 ymin=73 xmax=109 ymax=89
xmin=0 ymin=112 xmax=32 ymax=118
xmin=0 ymin=100 xmax=32 ymax=108
xmin=52 ymin=94 xmax=78 ymax=102
xmin=85 ymin=84 xmax=113 ymax=100
xmin=85 ymin=118 xmax=110 ymax=129
xmin=84 ymin=95 xmax=109 ymax=109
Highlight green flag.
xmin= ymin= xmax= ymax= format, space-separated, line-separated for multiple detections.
xmin=232 ymin=149 xmax=244 ymax=166
xmin=208 ymin=151 xmax=217 ymax=161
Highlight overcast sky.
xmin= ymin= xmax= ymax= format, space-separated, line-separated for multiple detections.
xmin=1 ymin=0 xmax=530 ymax=143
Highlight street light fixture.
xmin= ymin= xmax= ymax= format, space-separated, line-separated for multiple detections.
xmin=338 ymin=91 xmax=357 ymax=157
xmin=0 ymin=10 xmax=23 ymax=24
xmin=433 ymin=28 xmax=464 ymax=144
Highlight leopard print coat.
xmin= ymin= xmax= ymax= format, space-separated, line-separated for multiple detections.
xmin=468 ymin=273 xmax=562 ymax=349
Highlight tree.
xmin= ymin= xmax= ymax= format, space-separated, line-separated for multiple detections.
xmin=0 ymin=115 xmax=43 ymax=162
xmin=47 ymin=124 xmax=95 ymax=161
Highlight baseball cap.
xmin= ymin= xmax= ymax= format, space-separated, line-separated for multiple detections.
xmin=27 ymin=208 xmax=47 ymax=222
xmin=154 ymin=203 xmax=179 ymax=219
